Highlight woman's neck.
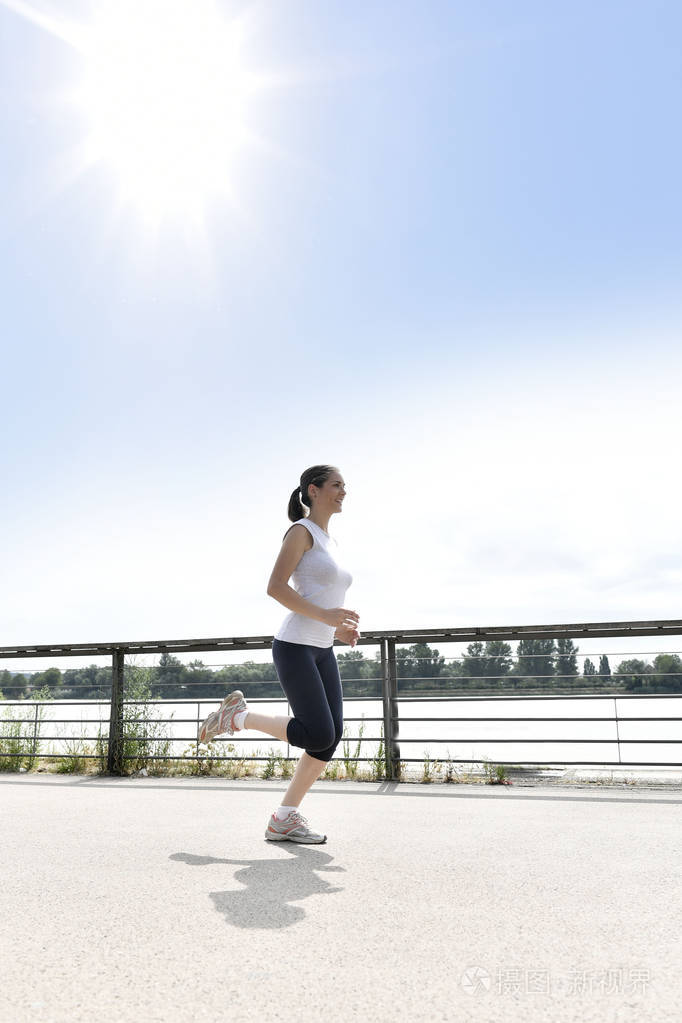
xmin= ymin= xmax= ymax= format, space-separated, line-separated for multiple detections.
xmin=307 ymin=514 xmax=330 ymax=535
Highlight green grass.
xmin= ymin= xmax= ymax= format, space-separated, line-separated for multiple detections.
xmin=0 ymin=692 xmax=51 ymax=772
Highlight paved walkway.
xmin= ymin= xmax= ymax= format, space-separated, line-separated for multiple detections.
xmin=2 ymin=774 xmax=681 ymax=1023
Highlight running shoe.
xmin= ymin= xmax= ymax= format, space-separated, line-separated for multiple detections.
xmin=264 ymin=809 xmax=327 ymax=844
xmin=198 ymin=690 xmax=247 ymax=744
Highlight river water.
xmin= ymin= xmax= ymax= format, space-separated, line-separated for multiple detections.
xmin=3 ymin=694 xmax=681 ymax=774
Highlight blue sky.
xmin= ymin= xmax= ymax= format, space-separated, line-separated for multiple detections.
xmin=2 ymin=0 xmax=682 ymax=670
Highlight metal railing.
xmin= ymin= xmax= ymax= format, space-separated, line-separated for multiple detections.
xmin=1 ymin=617 xmax=682 ymax=779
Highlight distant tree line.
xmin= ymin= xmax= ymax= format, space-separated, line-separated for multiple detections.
xmin=1 ymin=639 xmax=681 ymax=700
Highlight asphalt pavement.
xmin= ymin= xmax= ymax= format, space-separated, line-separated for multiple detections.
xmin=1 ymin=773 xmax=681 ymax=1023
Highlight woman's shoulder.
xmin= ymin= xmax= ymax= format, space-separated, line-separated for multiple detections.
xmin=282 ymin=520 xmax=314 ymax=550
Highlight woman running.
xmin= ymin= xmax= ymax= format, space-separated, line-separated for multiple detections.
xmin=198 ymin=464 xmax=360 ymax=844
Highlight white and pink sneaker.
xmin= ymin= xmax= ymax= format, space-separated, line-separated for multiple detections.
xmin=264 ymin=809 xmax=327 ymax=844
xmin=198 ymin=690 xmax=248 ymax=743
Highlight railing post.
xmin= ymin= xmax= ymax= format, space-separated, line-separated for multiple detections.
xmin=31 ymin=702 xmax=39 ymax=764
xmin=381 ymin=637 xmax=401 ymax=780
xmin=107 ymin=648 xmax=125 ymax=775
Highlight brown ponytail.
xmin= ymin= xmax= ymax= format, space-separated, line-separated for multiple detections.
xmin=284 ymin=464 xmax=338 ymax=540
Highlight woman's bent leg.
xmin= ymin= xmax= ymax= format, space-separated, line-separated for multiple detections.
xmin=271 ymin=639 xmax=336 ymax=755
xmin=242 ymin=711 xmax=291 ymax=742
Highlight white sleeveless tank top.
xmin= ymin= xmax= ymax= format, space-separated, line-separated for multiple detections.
xmin=273 ymin=517 xmax=353 ymax=648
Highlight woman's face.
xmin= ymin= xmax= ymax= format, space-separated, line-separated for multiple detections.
xmin=311 ymin=472 xmax=346 ymax=514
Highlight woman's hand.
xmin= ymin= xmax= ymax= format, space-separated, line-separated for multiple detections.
xmin=322 ymin=607 xmax=360 ymax=629
xmin=334 ymin=623 xmax=361 ymax=648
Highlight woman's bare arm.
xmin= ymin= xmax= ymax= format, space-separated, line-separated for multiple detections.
xmin=267 ymin=525 xmax=329 ymax=624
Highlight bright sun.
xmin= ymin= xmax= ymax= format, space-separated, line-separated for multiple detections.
xmin=4 ymin=0 xmax=271 ymax=233
xmin=76 ymin=1 xmax=254 ymax=228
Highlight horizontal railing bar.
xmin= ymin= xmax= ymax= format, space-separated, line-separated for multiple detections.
xmin=2 ymin=696 xmax=633 ymax=708
xmin=4 ymin=677 xmax=681 ymax=696
xmin=3 ymin=693 xmax=681 ymax=710
xmin=2 ymin=729 xmax=679 ymax=745
xmin=0 ymin=697 xmax=299 ymax=707
xmin=5 ymin=648 xmax=682 ymax=669
xmin=1 ymin=718 xmax=111 ymax=724
xmin=0 ymin=737 xmax=109 ymax=743
xmin=2 ymin=750 xmax=681 ymax=767
xmin=3 ymin=618 xmax=682 ymax=659
xmin=3 ymin=687 xmax=678 ymax=700
xmin=395 ymin=693 xmax=682 ymax=700
xmin=382 ymin=738 xmax=682 ymax=744
xmin=0 ymin=751 xmax=385 ymax=763
xmin=110 ymin=736 xmax=680 ymax=745
xmin=0 ymin=753 xmax=103 ymax=759
xmin=49 ymin=672 xmax=682 ymax=683
xmin=4 ymin=714 xmax=682 ymax=725
xmin=0 ymin=752 xmax=334 ymax=762
xmin=2 ymin=726 xmax=110 ymax=734
xmin=393 ymin=716 xmax=682 ymax=722
xmin=395 ymin=759 xmax=682 ymax=766
xmin=144 ymin=691 xmax=682 ymax=699
xmin=120 ymin=673 xmax=682 ymax=680
xmin=6 ymin=691 xmax=682 ymax=704
xmin=4 ymin=735 xmax=677 ymax=747
xmin=0 ymin=686 xmax=114 ymax=692
xmin=113 ymin=754 xmax=375 ymax=763
xmin=0 ymin=700 xmax=113 ymax=706
xmin=122 ymin=649 xmax=682 ymax=659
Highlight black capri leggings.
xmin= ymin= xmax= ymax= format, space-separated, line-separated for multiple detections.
xmin=272 ymin=637 xmax=343 ymax=763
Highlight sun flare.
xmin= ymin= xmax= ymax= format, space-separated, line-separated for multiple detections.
xmin=2 ymin=0 xmax=281 ymax=236
xmin=74 ymin=0 xmax=255 ymax=228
